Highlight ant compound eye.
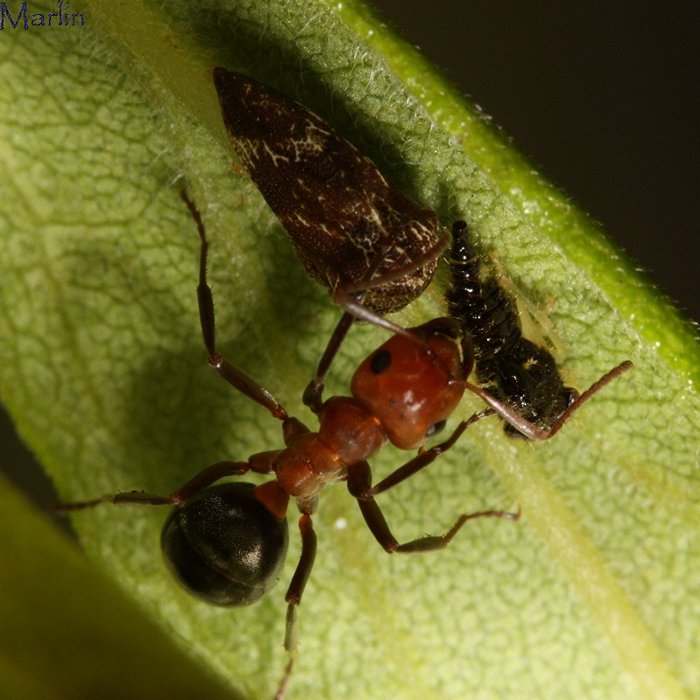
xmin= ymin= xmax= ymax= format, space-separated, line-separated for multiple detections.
xmin=161 ymin=482 xmax=288 ymax=607
xmin=425 ymin=420 xmax=446 ymax=437
xmin=370 ymin=349 xmax=391 ymax=374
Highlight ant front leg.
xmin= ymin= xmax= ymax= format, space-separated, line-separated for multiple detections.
xmin=347 ymin=460 xmax=519 ymax=554
xmin=302 ymin=310 xmax=355 ymax=413
xmin=304 ymin=255 xmax=406 ymax=413
xmin=303 ymin=292 xmax=408 ymax=415
xmin=303 ymin=296 xmax=414 ymax=414
xmin=304 ymin=240 xmax=447 ymax=413
xmin=180 ymin=190 xmax=289 ymax=422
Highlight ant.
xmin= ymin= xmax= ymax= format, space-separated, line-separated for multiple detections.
xmin=447 ymin=220 xmax=633 ymax=439
xmin=61 ymin=193 xmax=522 ymax=699
xmin=59 ymin=195 xmax=633 ymax=697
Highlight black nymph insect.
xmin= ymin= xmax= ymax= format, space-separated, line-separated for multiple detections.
xmin=447 ymin=220 xmax=632 ymax=437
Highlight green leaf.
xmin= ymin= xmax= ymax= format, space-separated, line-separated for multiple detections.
xmin=0 ymin=1 xmax=697 ymax=700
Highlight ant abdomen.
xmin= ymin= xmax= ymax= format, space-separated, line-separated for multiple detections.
xmin=161 ymin=482 xmax=289 ymax=606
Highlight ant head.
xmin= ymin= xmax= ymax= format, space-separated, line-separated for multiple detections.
xmin=161 ymin=482 xmax=289 ymax=606
xmin=351 ymin=322 xmax=467 ymax=450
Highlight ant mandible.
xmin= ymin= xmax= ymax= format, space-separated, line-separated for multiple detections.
xmin=61 ymin=192 xmax=520 ymax=698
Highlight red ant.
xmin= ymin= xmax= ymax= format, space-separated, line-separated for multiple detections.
xmin=61 ymin=195 xmax=630 ymax=698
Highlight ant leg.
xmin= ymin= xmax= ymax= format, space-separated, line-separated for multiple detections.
xmin=347 ymin=461 xmax=518 ymax=553
xmin=302 ymin=311 xmax=355 ymax=413
xmin=58 ymin=492 xmax=175 ymax=511
xmin=180 ymin=190 xmax=289 ymax=422
xmin=272 ymin=512 xmax=316 ymax=699
xmin=58 ymin=460 xmax=252 ymax=513
xmin=304 ymin=242 xmax=439 ymax=412
xmin=331 ymin=289 xmax=416 ymax=339
xmin=368 ymin=410 xmax=494 ymax=497
xmin=305 ymin=286 xmax=427 ymax=410
xmin=305 ymin=233 xmax=451 ymax=412
xmin=273 ymin=658 xmax=295 ymax=700
xmin=465 ymin=359 xmax=634 ymax=440
xmin=170 ymin=458 xmax=268 ymax=502
xmin=283 ymin=512 xmax=317 ymax=653
xmin=304 ymin=247 xmax=412 ymax=413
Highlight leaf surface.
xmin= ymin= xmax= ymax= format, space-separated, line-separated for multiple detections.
xmin=0 ymin=2 xmax=698 ymax=699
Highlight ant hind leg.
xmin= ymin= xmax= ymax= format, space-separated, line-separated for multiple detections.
xmin=347 ymin=460 xmax=519 ymax=554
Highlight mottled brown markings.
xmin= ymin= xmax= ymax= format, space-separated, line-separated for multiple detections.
xmin=213 ymin=67 xmax=445 ymax=314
